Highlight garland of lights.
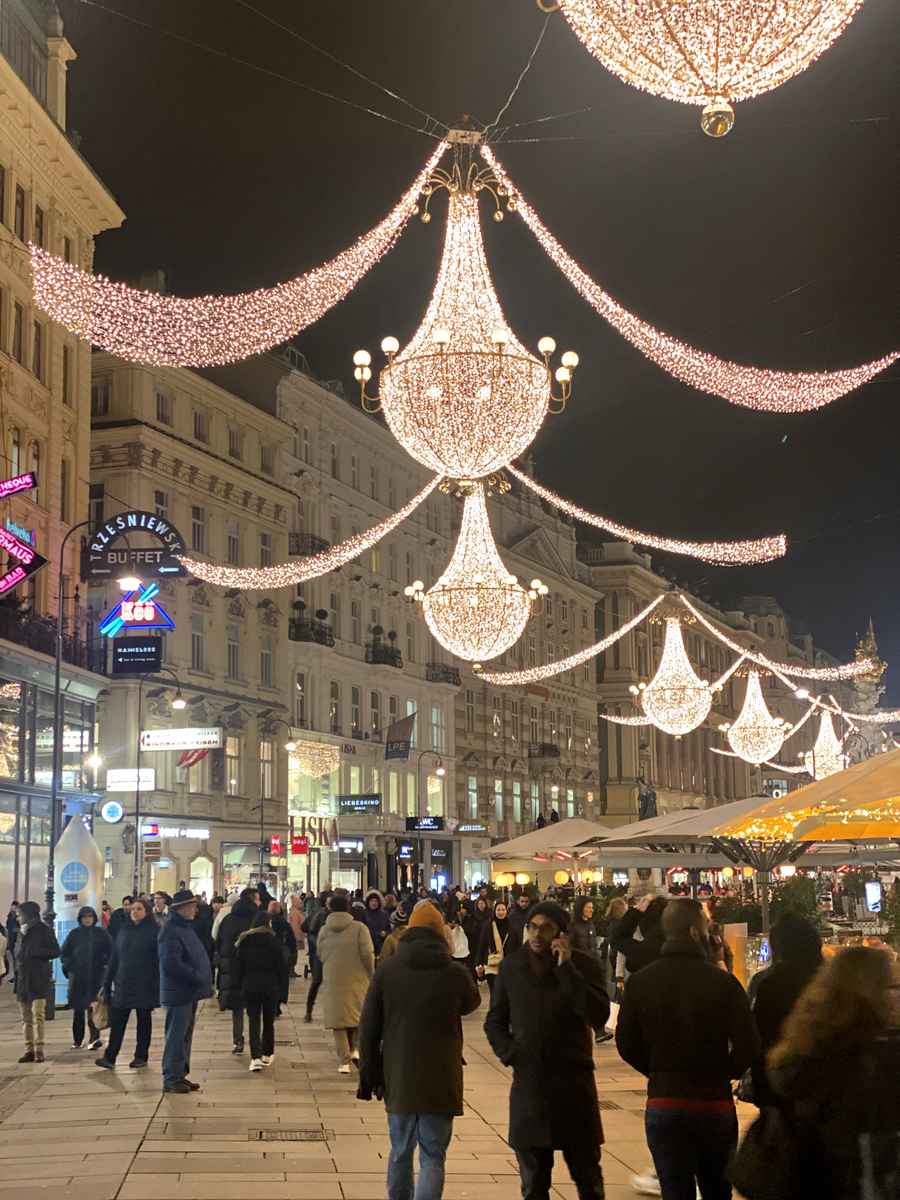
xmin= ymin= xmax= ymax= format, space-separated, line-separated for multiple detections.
xmin=507 ymin=465 xmax=785 ymax=566
xmin=553 ymin=1 xmax=865 ymax=135
xmin=483 ymin=146 xmax=898 ymax=413
xmin=180 ymin=476 xmax=441 ymax=588
xmin=679 ymin=595 xmax=876 ymax=680
xmin=30 ymin=143 xmax=448 ymax=367
xmin=478 ymin=594 xmax=664 ymax=684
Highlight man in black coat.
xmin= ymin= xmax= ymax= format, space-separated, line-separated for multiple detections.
xmin=616 ymin=898 xmax=759 ymax=1200
xmin=485 ymin=900 xmax=609 ymax=1200
xmin=107 ymin=896 xmax=133 ymax=941
xmin=215 ymin=888 xmax=259 ymax=1053
xmin=358 ymin=900 xmax=480 ymax=1200
xmin=507 ymin=892 xmax=532 ymax=951
xmin=13 ymin=900 xmax=60 ymax=1063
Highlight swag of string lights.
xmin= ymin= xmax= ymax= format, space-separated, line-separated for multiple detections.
xmin=483 ymin=146 xmax=898 ymax=414
xmin=29 ymin=142 xmax=448 ymax=367
xmin=550 ymin=0 xmax=865 ymax=136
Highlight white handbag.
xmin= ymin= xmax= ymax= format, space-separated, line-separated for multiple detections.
xmin=450 ymin=925 xmax=469 ymax=959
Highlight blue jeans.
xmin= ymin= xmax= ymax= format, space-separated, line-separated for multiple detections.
xmin=162 ymin=1001 xmax=197 ymax=1087
xmin=387 ymin=1112 xmax=454 ymax=1200
xmin=645 ymin=1106 xmax=738 ymax=1200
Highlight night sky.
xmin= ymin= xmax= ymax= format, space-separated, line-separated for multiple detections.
xmin=59 ymin=0 xmax=900 ymax=698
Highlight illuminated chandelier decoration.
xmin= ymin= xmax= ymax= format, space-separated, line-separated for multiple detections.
xmin=29 ymin=142 xmax=447 ymax=367
xmin=292 ymin=742 xmax=341 ymax=779
xmin=353 ymin=159 xmax=577 ymax=480
xmin=719 ymin=670 xmax=789 ymax=765
xmin=405 ymin=482 xmax=547 ymax=662
xmin=483 ymin=146 xmax=897 ymax=414
xmin=631 ymin=613 xmax=712 ymax=737
xmin=802 ymin=711 xmax=847 ymax=780
xmin=549 ymin=0 xmax=864 ymax=136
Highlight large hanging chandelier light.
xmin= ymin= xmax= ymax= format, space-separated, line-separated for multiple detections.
xmin=550 ymin=1 xmax=864 ymax=136
xmin=631 ymin=614 xmax=711 ymax=736
xmin=802 ymin=711 xmax=847 ymax=780
xmin=404 ymin=483 xmax=547 ymax=662
xmin=353 ymin=153 xmax=577 ymax=480
xmin=291 ymin=742 xmax=341 ymax=779
xmin=719 ymin=670 xmax=788 ymax=765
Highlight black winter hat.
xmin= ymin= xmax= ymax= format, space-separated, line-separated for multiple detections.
xmin=527 ymin=900 xmax=570 ymax=933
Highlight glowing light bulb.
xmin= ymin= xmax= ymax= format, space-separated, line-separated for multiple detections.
xmin=561 ymin=351 xmax=579 ymax=368
xmin=381 ymin=336 xmax=400 ymax=355
xmin=538 ymin=336 xmax=556 ymax=355
xmin=353 ymin=349 xmax=371 ymax=367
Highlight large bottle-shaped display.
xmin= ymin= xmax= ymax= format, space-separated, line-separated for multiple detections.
xmin=52 ymin=815 xmax=104 ymax=1007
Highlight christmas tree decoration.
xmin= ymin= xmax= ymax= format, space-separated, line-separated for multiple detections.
xmin=30 ymin=142 xmax=447 ymax=367
xmin=632 ymin=616 xmax=712 ymax=737
xmin=483 ymin=146 xmax=897 ymax=413
xmin=180 ymin=476 xmax=440 ymax=588
xmin=354 ymin=161 xmax=576 ymax=479
xmin=552 ymin=0 xmax=864 ymax=133
xmin=720 ymin=670 xmax=788 ymax=764
xmin=407 ymin=483 xmax=545 ymax=662
xmin=507 ymin=465 xmax=785 ymax=565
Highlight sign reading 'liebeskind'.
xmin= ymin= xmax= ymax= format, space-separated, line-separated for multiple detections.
xmin=85 ymin=510 xmax=187 ymax=579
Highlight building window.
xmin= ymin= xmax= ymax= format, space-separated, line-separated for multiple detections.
xmin=88 ymin=481 xmax=103 ymax=529
xmin=260 ymin=635 xmax=273 ymax=687
xmin=389 ymin=477 xmax=397 ymax=508
xmin=259 ymin=531 xmax=272 ymax=568
xmin=369 ymin=463 xmax=378 ymax=500
xmin=154 ymin=489 xmax=168 ymax=521
xmin=63 ymin=235 xmax=72 ymax=263
xmin=330 ymin=442 xmax=339 ymax=479
xmin=301 ymin=426 xmax=310 ymax=463
xmin=528 ymin=636 xmax=536 ymax=668
xmin=494 ymin=778 xmax=504 ymax=822
xmin=329 ymin=681 xmax=341 ymax=735
xmin=530 ymin=780 xmax=540 ymax=821
xmin=155 ymin=390 xmax=172 ymax=424
xmin=225 ymin=736 xmax=241 ymax=795
xmin=351 ymin=685 xmax=362 ymax=736
xmin=191 ymin=506 xmax=206 ymax=553
xmin=330 ymin=512 xmax=341 ymax=544
xmin=193 ymin=409 xmax=209 ymax=443
xmin=405 ymin=772 xmax=416 ymax=817
xmin=467 ymin=774 xmax=478 ymax=818
xmin=350 ymin=600 xmax=361 ymax=644
xmin=513 ymin=781 xmax=522 ymax=824
xmin=510 ymin=700 xmax=520 ymax=742
xmin=370 ymin=690 xmax=381 ymax=736
xmin=388 ymin=543 xmax=398 ymax=581
xmin=566 ymin=787 xmax=575 ymax=818
xmin=370 ymin=544 xmax=381 ymax=574
xmin=259 ymin=739 xmax=273 ymax=800
xmin=350 ymin=454 xmax=359 ymax=489
xmin=12 ymin=302 xmax=23 ymax=363
xmin=8 ymin=425 xmax=20 ymax=476
xmin=530 ymin=705 xmax=539 ymax=744
xmin=405 ymin=551 xmax=414 ymax=586
xmin=295 ymin=671 xmax=306 ymax=726
xmin=33 ymin=204 xmax=44 ymax=247
xmin=465 ymin=689 xmax=475 ymax=733
xmin=406 ymin=699 xmax=417 ymax=748
xmin=13 ymin=185 xmax=24 ymax=240
xmin=59 ymin=458 xmax=69 ymax=522
xmin=388 ymin=771 xmax=399 ymax=813
xmin=260 ymin=443 xmax=274 ymax=474
xmin=406 ymin=621 xmax=415 ymax=663
xmin=28 ymin=441 xmax=40 ymax=499
xmin=561 ymin=598 xmax=569 ymax=623
xmin=61 ymin=344 xmax=72 ymax=405
xmin=389 ymin=695 xmax=399 ymax=726
xmin=565 ymin=711 xmax=573 ymax=751
xmin=492 ymin=695 xmax=502 ymax=738
xmin=430 ymin=705 xmax=445 ymax=752
xmin=226 ymin=625 xmax=240 ymax=681
xmin=191 ymin=613 xmax=205 ymax=671
xmin=0 ymin=166 xmax=5 ymax=225
xmin=329 ymin=590 xmax=341 ymax=639
xmin=227 ymin=427 xmax=242 ymax=459
xmin=91 ymin=379 xmax=110 ymax=416
xmin=349 ymin=764 xmax=362 ymax=795
xmin=226 ymin=521 xmax=240 ymax=566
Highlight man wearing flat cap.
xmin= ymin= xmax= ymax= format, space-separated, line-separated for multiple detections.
xmin=158 ymin=889 xmax=213 ymax=1094
xmin=485 ymin=900 xmax=610 ymax=1199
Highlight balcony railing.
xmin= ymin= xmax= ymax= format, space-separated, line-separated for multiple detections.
xmin=426 ymin=662 xmax=461 ymax=686
xmin=528 ymin=742 xmax=561 ymax=759
xmin=365 ymin=642 xmax=403 ymax=668
xmin=289 ymin=618 xmax=335 ymax=647
xmin=0 ymin=606 xmax=106 ymax=673
xmin=289 ymin=532 xmax=331 ymax=556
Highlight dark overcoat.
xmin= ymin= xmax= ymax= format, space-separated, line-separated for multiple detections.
xmin=60 ymin=918 xmax=111 ymax=1010
xmin=215 ymin=898 xmax=257 ymax=1010
xmin=13 ymin=920 xmax=60 ymax=1003
xmin=105 ymin=916 xmax=160 ymax=1010
xmin=484 ymin=945 xmax=610 ymax=1151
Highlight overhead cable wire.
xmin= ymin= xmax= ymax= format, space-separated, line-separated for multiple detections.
xmin=483 ymin=14 xmax=551 ymax=144
xmin=75 ymin=0 xmax=443 ymax=140
xmin=232 ymin=0 xmax=448 ymax=136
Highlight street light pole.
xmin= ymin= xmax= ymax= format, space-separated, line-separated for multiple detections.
xmin=45 ymin=519 xmax=92 ymax=927
xmin=415 ymin=749 xmax=445 ymax=890
xmin=133 ymin=668 xmax=185 ymax=896
xmin=254 ymin=717 xmax=296 ymax=887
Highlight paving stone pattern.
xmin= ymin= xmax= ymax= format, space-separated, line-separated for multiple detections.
xmin=0 ymin=973 xmax=755 ymax=1199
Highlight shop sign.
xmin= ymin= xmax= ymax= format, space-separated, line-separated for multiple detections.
xmin=111 ymin=637 xmax=163 ymax=675
xmin=105 ymin=767 xmax=155 ymax=793
xmin=4 ymin=518 xmax=34 ymax=545
xmin=101 ymin=581 xmax=174 ymax=639
xmin=270 ymin=834 xmax=283 ymax=855
xmin=431 ymin=848 xmax=448 ymax=859
xmin=291 ymin=835 xmax=309 ymax=855
xmin=406 ymin=816 xmax=445 ymax=832
xmin=397 ymin=841 xmax=414 ymax=860
xmin=0 ymin=471 xmax=37 ymax=499
xmin=292 ymin=813 xmax=339 ymax=849
xmin=338 ymin=839 xmax=364 ymax=854
xmin=35 ymin=728 xmax=90 ymax=752
xmin=0 ymin=509 xmax=47 ymax=597
xmin=99 ymin=799 xmax=125 ymax=823
xmin=457 ymin=822 xmax=488 ymax=833
xmin=140 ymin=727 xmax=223 ymax=752
xmin=85 ymin=510 xmax=187 ymax=579
xmin=141 ymin=822 xmax=210 ymax=839
xmin=338 ymin=793 xmax=381 ymax=814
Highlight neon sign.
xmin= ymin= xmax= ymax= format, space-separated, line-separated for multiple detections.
xmin=99 ymin=581 xmax=175 ymax=638
xmin=0 ymin=473 xmax=47 ymax=595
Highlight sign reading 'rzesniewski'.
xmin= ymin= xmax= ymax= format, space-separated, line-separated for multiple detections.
xmin=86 ymin=511 xmax=187 ymax=579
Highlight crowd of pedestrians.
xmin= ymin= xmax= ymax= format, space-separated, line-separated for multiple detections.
xmin=2 ymin=879 xmax=899 ymax=1200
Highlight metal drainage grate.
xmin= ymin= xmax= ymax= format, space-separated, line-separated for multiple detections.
xmin=274 ymin=1038 xmax=295 ymax=1045
xmin=597 ymin=1099 xmax=622 ymax=1111
xmin=252 ymin=1128 xmax=331 ymax=1142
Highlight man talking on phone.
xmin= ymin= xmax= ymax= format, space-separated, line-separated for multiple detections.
xmin=485 ymin=900 xmax=610 ymax=1200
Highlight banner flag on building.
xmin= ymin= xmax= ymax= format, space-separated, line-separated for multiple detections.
xmin=176 ymin=748 xmax=209 ymax=773
xmin=384 ymin=713 xmax=416 ymax=761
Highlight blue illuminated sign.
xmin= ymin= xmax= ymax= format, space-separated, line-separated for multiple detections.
xmin=4 ymin=518 xmax=34 ymax=546
xmin=99 ymin=581 xmax=175 ymax=639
